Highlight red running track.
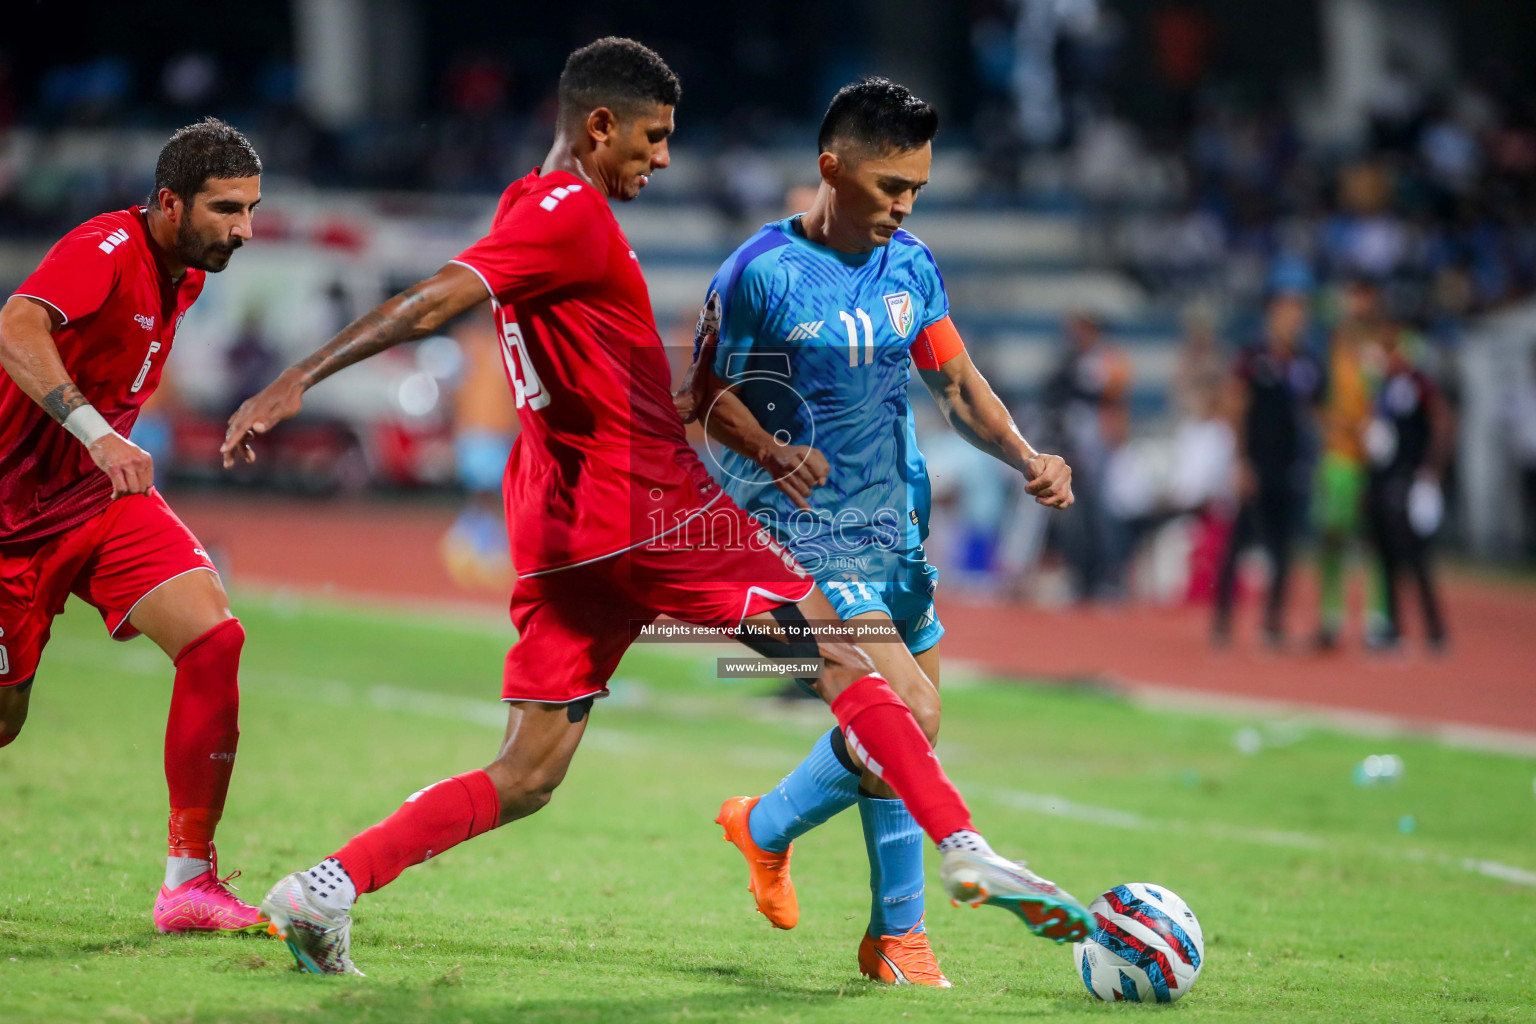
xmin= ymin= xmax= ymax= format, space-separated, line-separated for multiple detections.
xmin=171 ymin=491 xmax=1536 ymax=739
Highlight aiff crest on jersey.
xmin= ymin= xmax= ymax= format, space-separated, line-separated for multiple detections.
xmin=883 ymin=291 xmax=914 ymax=338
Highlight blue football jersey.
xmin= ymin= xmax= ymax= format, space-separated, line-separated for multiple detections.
xmin=695 ymin=216 xmax=948 ymax=583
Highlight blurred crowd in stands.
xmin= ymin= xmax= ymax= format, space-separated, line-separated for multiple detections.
xmin=5 ymin=2 xmax=1536 ymax=628
xmin=1087 ymin=76 xmax=1536 ymax=328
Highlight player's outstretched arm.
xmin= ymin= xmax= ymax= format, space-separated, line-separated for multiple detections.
xmin=221 ymin=263 xmax=488 ymax=467
xmin=919 ymin=349 xmax=1073 ymax=509
xmin=0 ymin=295 xmax=154 ymax=498
xmin=679 ymin=328 xmax=828 ymax=509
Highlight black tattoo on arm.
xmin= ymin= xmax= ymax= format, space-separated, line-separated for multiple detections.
xmin=292 ymin=285 xmax=434 ymax=388
xmin=41 ymin=382 xmax=88 ymax=424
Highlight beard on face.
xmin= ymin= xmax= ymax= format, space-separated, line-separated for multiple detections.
xmin=174 ymin=218 xmax=241 ymax=272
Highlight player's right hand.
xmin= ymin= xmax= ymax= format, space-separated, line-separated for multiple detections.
xmin=674 ymin=330 xmax=719 ymax=425
xmin=761 ymin=443 xmax=829 ymax=511
xmin=221 ymin=369 xmax=305 ymax=468
xmin=89 ymin=433 xmax=154 ymax=499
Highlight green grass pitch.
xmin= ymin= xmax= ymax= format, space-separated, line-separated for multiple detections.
xmin=2 ymin=590 xmax=1533 ymax=1023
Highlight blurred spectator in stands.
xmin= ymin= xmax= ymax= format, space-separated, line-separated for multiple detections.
xmin=1323 ymin=161 xmax=1409 ymax=282
xmin=1367 ymin=52 xmax=1426 ymax=154
xmin=1364 ymin=324 xmax=1451 ymax=651
xmin=1168 ymin=303 xmax=1235 ymax=601
xmin=711 ymin=141 xmax=785 ymax=230
xmin=1075 ymin=109 xmax=1144 ymax=205
xmin=431 ymin=50 xmax=515 ymax=191
xmin=1312 ymin=278 xmax=1389 ymax=649
xmin=162 ymin=52 xmax=221 ymax=112
xmin=1149 ymin=4 xmax=1214 ymax=133
xmin=1173 ymin=302 xmax=1224 ymax=422
xmin=1507 ymin=347 xmax=1536 ymax=562
xmin=1175 ymin=377 xmax=1239 ymax=604
xmin=921 ymin=407 xmax=1012 ymax=590
xmin=1418 ymin=98 xmax=1482 ymax=199
xmin=1010 ymin=0 xmax=1115 ymax=150
xmin=969 ymin=5 xmax=1026 ymax=192
xmin=1043 ymin=310 xmax=1131 ymax=599
xmin=444 ymin=50 xmax=511 ymax=117
xmin=1212 ymin=290 xmax=1320 ymax=648
xmin=39 ymin=56 xmax=130 ymax=126
xmin=225 ymin=311 xmax=281 ymax=415
xmin=1010 ymin=0 xmax=1068 ymax=149
xmin=441 ymin=310 xmax=518 ymax=590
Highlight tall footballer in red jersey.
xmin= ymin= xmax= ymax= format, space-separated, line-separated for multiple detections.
xmin=0 ymin=119 xmax=267 ymax=934
xmin=224 ymin=38 xmax=1091 ymax=977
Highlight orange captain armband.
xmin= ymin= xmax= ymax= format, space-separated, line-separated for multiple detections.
xmin=909 ymin=316 xmax=965 ymax=371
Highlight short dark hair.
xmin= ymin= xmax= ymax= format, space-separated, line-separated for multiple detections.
xmin=558 ymin=37 xmax=680 ymax=127
xmin=152 ymin=117 xmax=261 ymax=208
xmin=817 ymin=77 xmax=938 ymax=157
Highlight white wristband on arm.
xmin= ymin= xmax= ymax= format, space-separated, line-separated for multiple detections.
xmin=62 ymin=404 xmax=117 ymax=447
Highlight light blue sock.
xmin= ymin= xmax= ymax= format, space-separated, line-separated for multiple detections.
xmin=859 ymin=793 xmax=927 ymax=937
xmin=747 ymin=728 xmax=860 ymax=853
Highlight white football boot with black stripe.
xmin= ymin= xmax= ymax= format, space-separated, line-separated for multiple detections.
xmin=261 ymin=872 xmax=365 ymax=976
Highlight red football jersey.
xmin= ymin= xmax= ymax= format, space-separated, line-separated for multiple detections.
xmin=451 ymin=169 xmax=720 ymax=575
xmin=2 ymin=207 xmax=205 ymax=543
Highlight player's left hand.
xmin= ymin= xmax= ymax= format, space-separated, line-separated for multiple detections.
xmin=1023 ymin=453 xmax=1073 ymax=509
xmin=221 ymin=369 xmax=306 ymax=468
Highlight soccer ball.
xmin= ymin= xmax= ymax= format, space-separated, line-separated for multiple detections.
xmin=1072 ymin=883 xmax=1205 ymax=1003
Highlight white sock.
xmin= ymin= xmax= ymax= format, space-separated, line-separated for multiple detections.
xmin=303 ymin=857 xmax=357 ymax=914
xmin=165 ymin=856 xmax=212 ymax=889
xmin=936 ymin=829 xmax=994 ymax=857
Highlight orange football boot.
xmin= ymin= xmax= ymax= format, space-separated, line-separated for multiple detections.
xmin=714 ymin=795 xmax=798 ymax=929
xmin=858 ymin=920 xmax=951 ymax=987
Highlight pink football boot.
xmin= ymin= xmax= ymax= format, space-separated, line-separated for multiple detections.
xmin=153 ymin=844 xmax=270 ymax=935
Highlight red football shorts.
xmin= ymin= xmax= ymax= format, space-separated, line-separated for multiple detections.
xmin=0 ymin=490 xmax=216 ymax=684
xmin=502 ymin=497 xmax=816 ymax=703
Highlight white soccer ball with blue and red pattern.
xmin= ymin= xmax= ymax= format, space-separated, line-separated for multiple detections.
xmin=1071 ymin=883 xmax=1204 ymax=1003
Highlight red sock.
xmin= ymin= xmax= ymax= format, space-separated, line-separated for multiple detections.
xmin=831 ymin=674 xmax=974 ymax=843
xmin=165 ymin=618 xmax=244 ymax=861
xmin=334 ymin=770 xmax=502 ymax=894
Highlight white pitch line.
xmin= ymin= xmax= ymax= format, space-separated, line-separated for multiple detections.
xmin=1112 ymin=677 xmax=1536 ymax=759
xmin=43 ymin=644 xmax=1536 ymax=889
xmin=930 ymin=661 xmax=1536 ymax=759
xmin=964 ymin=782 xmax=1535 ymax=889
xmin=263 ymin=670 xmax=1536 ymax=892
xmin=1459 ymin=858 xmax=1536 ymax=887
xmin=231 ymin=580 xmax=1536 ymax=757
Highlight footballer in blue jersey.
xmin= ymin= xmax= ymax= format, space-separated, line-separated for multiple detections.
xmin=683 ymin=78 xmax=1077 ymax=986
xmin=697 ymin=214 xmax=948 ymax=651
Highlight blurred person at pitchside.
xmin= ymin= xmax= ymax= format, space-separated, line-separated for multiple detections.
xmin=1505 ymin=348 xmax=1536 ymax=562
xmin=1363 ymin=326 xmax=1451 ymax=652
xmin=1311 ymin=278 xmax=1391 ymax=649
xmin=1041 ymin=310 xmax=1131 ymax=600
xmin=441 ymin=308 xmax=519 ymax=589
xmin=1212 ymin=288 xmax=1321 ymax=649
xmin=1169 ymin=303 xmax=1237 ymax=603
